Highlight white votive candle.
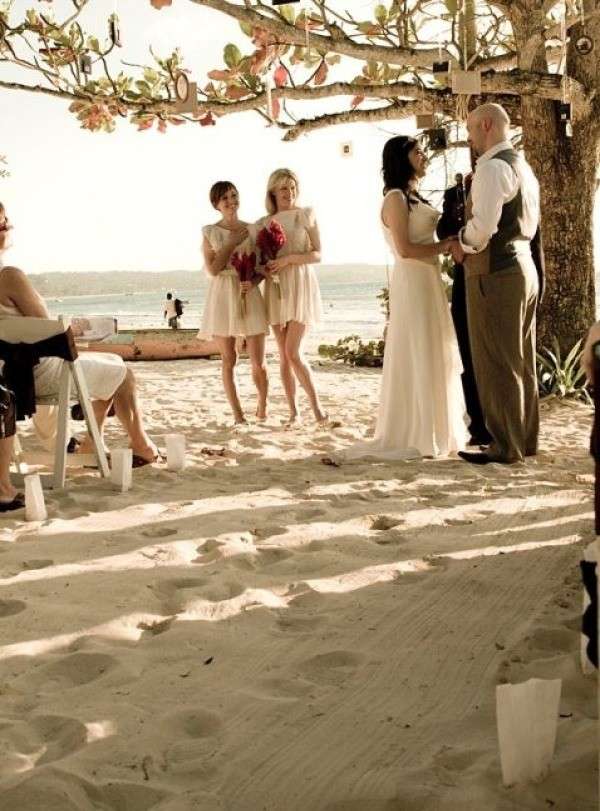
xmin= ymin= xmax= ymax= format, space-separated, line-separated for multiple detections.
xmin=24 ymin=474 xmax=47 ymax=522
xmin=166 ymin=434 xmax=186 ymax=471
xmin=111 ymin=448 xmax=133 ymax=492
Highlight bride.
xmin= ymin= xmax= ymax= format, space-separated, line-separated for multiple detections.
xmin=346 ymin=135 xmax=468 ymax=460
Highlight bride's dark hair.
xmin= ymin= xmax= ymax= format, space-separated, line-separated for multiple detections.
xmin=381 ymin=135 xmax=428 ymax=209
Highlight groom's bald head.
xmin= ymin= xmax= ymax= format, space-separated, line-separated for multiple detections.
xmin=467 ymin=103 xmax=511 ymax=156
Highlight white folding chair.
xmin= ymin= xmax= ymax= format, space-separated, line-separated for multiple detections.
xmin=0 ymin=317 xmax=110 ymax=489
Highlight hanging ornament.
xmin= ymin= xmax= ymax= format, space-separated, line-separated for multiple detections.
xmin=416 ymin=113 xmax=435 ymax=129
xmin=415 ymin=84 xmax=435 ymax=129
xmin=265 ymin=71 xmax=274 ymax=121
xmin=575 ymin=33 xmax=594 ymax=54
xmin=109 ymin=14 xmax=121 ymax=47
xmin=451 ymin=70 xmax=481 ymax=95
xmin=427 ymin=127 xmax=447 ymax=151
xmin=174 ymin=71 xmax=198 ymax=114
xmin=80 ymin=53 xmax=92 ymax=75
xmin=575 ymin=1 xmax=594 ymax=54
xmin=559 ymin=10 xmax=573 ymax=137
xmin=432 ymin=17 xmax=449 ymax=77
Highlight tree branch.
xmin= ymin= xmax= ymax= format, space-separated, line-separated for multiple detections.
xmin=189 ymin=0 xmax=456 ymax=68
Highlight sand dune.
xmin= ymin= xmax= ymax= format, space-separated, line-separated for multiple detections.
xmin=0 ymin=355 xmax=596 ymax=810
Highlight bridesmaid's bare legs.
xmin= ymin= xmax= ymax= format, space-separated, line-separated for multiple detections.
xmin=215 ymin=336 xmax=245 ymax=424
xmin=284 ymin=320 xmax=326 ymax=423
xmin=272 ymin=324 xmax=298 ymax=423
xmin=246 ymin=334 xmax=269 ymax=420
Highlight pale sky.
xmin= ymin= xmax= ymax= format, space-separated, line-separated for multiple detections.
xmin=0 ymin=1 xmax=598 ymax=274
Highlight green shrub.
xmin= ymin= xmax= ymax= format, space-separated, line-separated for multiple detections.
xmin=536 ymin=338 xmax=591 ymax=404
xmin=318 ymin=335 xmax=385 ymax=367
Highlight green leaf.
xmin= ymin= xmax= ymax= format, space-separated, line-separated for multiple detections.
xmin=239 ymin=21 xmax=253 ymax=38
xmin=223 ymin=43 xmax=242 ymax=68
xmin=374 ymin=4 xmax=388 ymax=25
xmin=278 ymin=4 xmax=296 ymax=25
xmin=143 ymin=68 xmax=160 ymax=85
xmin=87 ymin=36 xmax=101 ymax=53
xmin=444 ymin=0 xmax=459 ymax=15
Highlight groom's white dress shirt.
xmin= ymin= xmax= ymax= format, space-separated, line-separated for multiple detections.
xmin=460 ymin=140 xmax=540 ymax=254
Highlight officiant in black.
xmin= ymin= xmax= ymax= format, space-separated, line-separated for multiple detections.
xmin=437 ymin=168 xmax=491 ymax=446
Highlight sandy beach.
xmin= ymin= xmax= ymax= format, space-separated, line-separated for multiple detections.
xmin=0 ymin=353 xmax=596 ymax=811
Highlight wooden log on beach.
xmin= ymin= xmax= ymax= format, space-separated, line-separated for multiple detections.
xmin=77 ymin=329 xmax=221 ymax=361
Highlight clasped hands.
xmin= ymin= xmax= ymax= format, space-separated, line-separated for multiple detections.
xmin=264 ymin=256 xmax=291 ymax=274
xmin=442 ymin=236 xmax=465 ymax=265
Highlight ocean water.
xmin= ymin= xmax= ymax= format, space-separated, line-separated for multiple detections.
xmin=46 ymin=275 xmax=388 ymax=349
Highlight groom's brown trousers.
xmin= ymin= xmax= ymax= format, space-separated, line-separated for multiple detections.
xmin=465 ymin=261 xmax=539 ymax=462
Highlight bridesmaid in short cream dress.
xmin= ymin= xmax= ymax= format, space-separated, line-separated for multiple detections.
xmin=256 ymin=169 xmax=331 ymax=427
xmin=200 ymin=181 xmax=268 ymax=424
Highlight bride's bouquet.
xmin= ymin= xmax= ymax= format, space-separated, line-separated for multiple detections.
xmin=231 ymin=250 xmax=257 ymax=319
xmin=256 ymin=220 xmax=286 ymax=298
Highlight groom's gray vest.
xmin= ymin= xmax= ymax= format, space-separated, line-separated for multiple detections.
xmin=464 ymin=149 xmax=538 ymax=278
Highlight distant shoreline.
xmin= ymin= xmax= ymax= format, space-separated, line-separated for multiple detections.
xmin=31 ymin=265 xmax=388 ymax=299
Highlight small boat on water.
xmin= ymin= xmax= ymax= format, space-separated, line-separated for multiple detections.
xmin=79 ymin=328 xmax=221 ymax=361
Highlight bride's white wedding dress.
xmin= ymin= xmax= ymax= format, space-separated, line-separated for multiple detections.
xmin=346 ymin=189 xmax=468 ymax=460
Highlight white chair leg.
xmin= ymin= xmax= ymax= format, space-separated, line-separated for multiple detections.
xmin=70 ymin=360 xmax=110 ymax=479
xmin=12 ymin=433 xmax=27 ymax=476
xmin=53 ymin=364 xmax=71 ymax=490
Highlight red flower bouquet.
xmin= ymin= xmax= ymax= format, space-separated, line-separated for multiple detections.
xmin=231 ymin=250 xmax=257 ymax=318
xmin=256 ymin=220 xmax=287 ymax=297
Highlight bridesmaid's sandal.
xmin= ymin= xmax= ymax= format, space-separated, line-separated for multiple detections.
xmin=316 ymin=415 xmax=342 ymax=430
xmin=282 ymin=417 xmax=302 ymax=430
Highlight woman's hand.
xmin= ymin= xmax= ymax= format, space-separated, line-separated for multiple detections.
xmin=227 ymin=226 xmax=249 ymax=250
xmin=240 ymin=281 xmax=253 ymax=294
xmin=441 ymin=236 xmax=458 ymax=255
xmin=266 ymin=255 xmax=290 ymax=273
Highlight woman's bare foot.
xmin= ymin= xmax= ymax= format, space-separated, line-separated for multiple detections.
xmin=282 ymin=412 xmax=301 ymax=429
xmin=76 ymin=437 xmax=111 ymax=456
xmin=256 ymin=404 xmax=267 ymax=422
xmin=316 ymin=414 xmax=342 ymax=430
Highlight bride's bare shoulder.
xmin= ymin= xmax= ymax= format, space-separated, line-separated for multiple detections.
xmin=382 ymin=189 xmax=408 ymax=226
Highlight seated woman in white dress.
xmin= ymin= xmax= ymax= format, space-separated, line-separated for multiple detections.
xmin=345 ymin=136 xmax=467 ymax=460
xmin=256 ymin=169 xmax=330 ymax=427
xmin=200 ymin=181 xmax=269 ymax=424
xmin=0 ymin=205 xmax=159 ymax=466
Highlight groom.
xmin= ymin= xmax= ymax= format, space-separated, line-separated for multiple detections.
xmin=453 ymin=103 xmax=544 ymax=465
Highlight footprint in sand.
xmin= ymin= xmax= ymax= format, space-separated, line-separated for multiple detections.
xmin=0 ymin=715 xmax=86 ymax=777
xmin=21 ymin=559 xmax=53 ymax=571
xmin=299 ymin=650 xmax=365 ymax=686
xmin=250 ymin=676 xmax=315 ymax=701
xmin=256 ymin=547 xmax=295 ymax=567
xmin=275 ymin=612 xmax=326 ymax=634
xmin=525 ymin=626 xmax=577 ymax=656
xmin=0 ymin=770 xmax=167 ymax=811
xmin=150 ymin=576 xmax=210 ymax=613
xmin=141 ymin=527 xmax=178 ymax=539
xmin=0 ymin=598 xmax=26 ymax=618
xmin=159 ymin=707 xmax=224 ymax=777
xmin=20 ymin=652 xmax=118 ymax=693
xmin=432 ymin=744 xmax=489 ymax=772
xmin=370 ymin=515 xmax=404 ymax=531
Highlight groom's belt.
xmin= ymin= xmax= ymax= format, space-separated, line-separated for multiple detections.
xmin=464 ymin=247 xmax=534 ymax=279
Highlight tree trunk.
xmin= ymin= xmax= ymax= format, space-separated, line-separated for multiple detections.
xmin=521 ymin=97 xmax=598 ymax=355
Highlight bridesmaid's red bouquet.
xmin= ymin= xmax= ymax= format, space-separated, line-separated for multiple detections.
xmin=231 ymin=251 xmax=257 ymax=319
xmin=256 ymin=220 xmax=287 ymax=298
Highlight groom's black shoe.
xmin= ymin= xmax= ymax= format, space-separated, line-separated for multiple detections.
xmin=458 ymin=451 xmax=520 ymax=465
